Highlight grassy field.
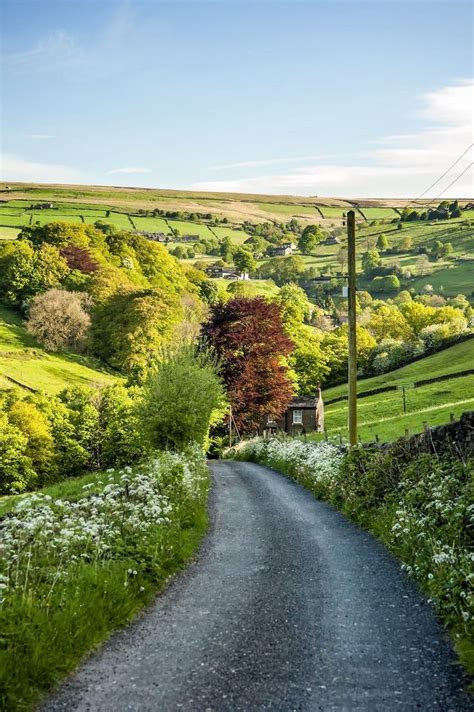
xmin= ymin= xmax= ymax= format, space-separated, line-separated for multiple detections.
xmin=131 ymin=216 xmax=170 ymax=233
xmin=258 ymin=202 xmax=318 ymax=217
xmin=315 ymin=340 xmax=474 ymax=443
xmin=0 ymin=184 xmax=472 ymax=299
xmin=0 ymin=226 xmax=20 ymax=239
xmin=0 ymin=304 xmax=119 ymax=394
xmin=167 ymin=219 xmax=215 ymax=239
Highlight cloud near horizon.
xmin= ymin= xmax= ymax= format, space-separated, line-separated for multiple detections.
xmin=193 ymin=79 xmax=474 ymax=198
xmin=0 ymin=153 xmax=86 ymax=184
xmin=106 ymin=167 xmax=152 ymax=175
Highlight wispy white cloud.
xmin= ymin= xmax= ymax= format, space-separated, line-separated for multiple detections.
xmin=0 ymin=154 xmax=86 ymax=183
xmin=106 ymin=167 xmax=152 ymax=175
xmin=3 ymin=2 xmax=135 ymax=77
xmin=210 ymin=155 xmax=326 ymax=170
xmin=193 ymin=79 xmax=474 ymax=198
xmin=5 ymin=30 xmax=85 ymax=72
xmin=25 ymin=134 xmax=55 ymax=140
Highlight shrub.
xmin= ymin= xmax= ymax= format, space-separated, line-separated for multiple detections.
xmin=26 ymin=289 xmax=91 ymax=352
xmin=0 ymin=413 xmax=36 ymax=493
xmin=140 ymin=345 xmax=226 ymax=451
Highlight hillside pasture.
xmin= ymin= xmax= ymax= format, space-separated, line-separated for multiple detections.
xmin=0 ymin=227 xmax=20 ymax=239
xmin=31 ymin=213 xmax=84 ymax=225
xmin=0 ymin=213 xmax=31 ymax=226
xmin=322 ymin=375 xmax=474 ymax=443
xmin=132 ymin=216 xmax=171 ymax=233
xmin=167 ymin=220 xmax=215 ymax=239
xmin=212 ymin=226 xmax=249 ymax=244
xmin=360 ymin=207 xmax=399 ymax=220
xmin=0 ymin=306 xmax=119 ymax=394
xmin=324 ymin=339 xmax=474 ymax=402
xmin=258 ymin=202 xmax=318 ymax=217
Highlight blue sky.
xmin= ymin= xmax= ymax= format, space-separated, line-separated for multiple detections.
xmin=1 ymin=0 xmax=473 ymax=197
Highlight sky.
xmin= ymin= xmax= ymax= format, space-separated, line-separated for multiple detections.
xmin=1 ymin=0 xmax=473 ymax=198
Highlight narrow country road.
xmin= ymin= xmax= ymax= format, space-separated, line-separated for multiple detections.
xmin=43 ymin=461 xmax=471 ymax=711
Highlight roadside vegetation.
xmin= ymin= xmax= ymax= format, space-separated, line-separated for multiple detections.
xmin=231 ymin=438 xmax=474 ymax=676
xmin=0 ymin=448 xmax=209 ymax=710
xmin=0 ymin=345 xmax=225 ymax=710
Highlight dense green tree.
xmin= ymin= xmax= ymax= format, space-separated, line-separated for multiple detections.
xmin=0 ymin=412 xmax=36 ymax=493
xmin=277 ymin=283 xmax=310 ymax=327
xmin=298 ymin=225 xmax=324 ymax=254
xmin=361 ymin=248 xmax=382 ymax=277
xmin=233 ymin=248 xmax=256 ymax=274
xmin=91 ymin=288 xmax=184 ymax=378
xmin=376 ymin=234 xmax=389 ymax=252
xmin=288 ymin=326 xmax=330 ymax=394
xmin=259 ymin=255 xmax=306 ymax=285
xmin=8 ymin=399 xmax=57 ymax=486
xmin=367 ymin=304 xmax=412 ymax=341
xmin=381 ymin=274 xmax=400 ymax=292
xmin=0 ymin=240 xmax=34 ymax=304
xmin=140 ymin=346 xmax=226 ymax=450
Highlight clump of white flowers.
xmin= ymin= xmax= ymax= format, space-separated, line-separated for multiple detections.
xmin=234 ymin=438 xmax=473 ymax=642
xmin=0 ymin=447 xmax=206 ymax=607
xmin=238 ymin=438 xmax=344 ymax=490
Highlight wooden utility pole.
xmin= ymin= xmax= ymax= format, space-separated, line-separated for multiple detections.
xmin=347 ymin=210 xmax=357 ymax=446
xmin=229 ymin=405 xmax=233 ymax=449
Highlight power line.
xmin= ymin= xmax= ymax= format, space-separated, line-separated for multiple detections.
xmin=430 ymin=161 xmax=473 ymax=202
xmin=408 ymin=161 xmax=473 ymax=212
xmin=402 ymin=143 xmax=473 ymax=212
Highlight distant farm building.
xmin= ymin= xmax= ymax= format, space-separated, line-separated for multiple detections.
xmin=206 ymin=265 xmax=249 ymax=280
xmin=267 ymin=242 xmax=296 ymax=257
xmin=321 ymin=236 xmax=340 ymax=246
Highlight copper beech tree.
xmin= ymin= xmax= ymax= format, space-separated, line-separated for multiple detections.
xmin=203 ymin=296 xmax=294 ymax=433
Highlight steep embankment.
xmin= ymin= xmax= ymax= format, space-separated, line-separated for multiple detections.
xmin=0 ymin=305 xmax=118 ymax=394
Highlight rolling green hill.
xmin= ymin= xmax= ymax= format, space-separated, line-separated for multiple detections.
xmin=1 ymin=182 xmax=472 ymax=298
xmin=0 ymin=304 xmax=119 ymax=394
xmin=317 ymin=339 xmax=474 ymax=443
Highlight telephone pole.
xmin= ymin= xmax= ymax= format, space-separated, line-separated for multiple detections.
xmin=347 ymin=210 xmax=357 ymax=446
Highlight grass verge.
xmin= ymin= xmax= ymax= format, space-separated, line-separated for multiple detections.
xmin=0 ymin=448 xmax=209 ymax=711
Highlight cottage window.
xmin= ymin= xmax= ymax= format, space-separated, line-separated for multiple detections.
xmin=292 ymin=409 xmax=303 ymax=424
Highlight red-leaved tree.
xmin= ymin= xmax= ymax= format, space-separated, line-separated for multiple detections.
xmin=202 ymin=297 xmax=294 ymax=433
xmin=60 ymin=246 xmax=99 ymax=274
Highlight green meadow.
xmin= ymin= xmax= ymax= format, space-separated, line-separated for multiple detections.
xmin=315 ymin=339 xmax=474 ymax=443
xmin=0 ymin=305 xmax=119 ymax=394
